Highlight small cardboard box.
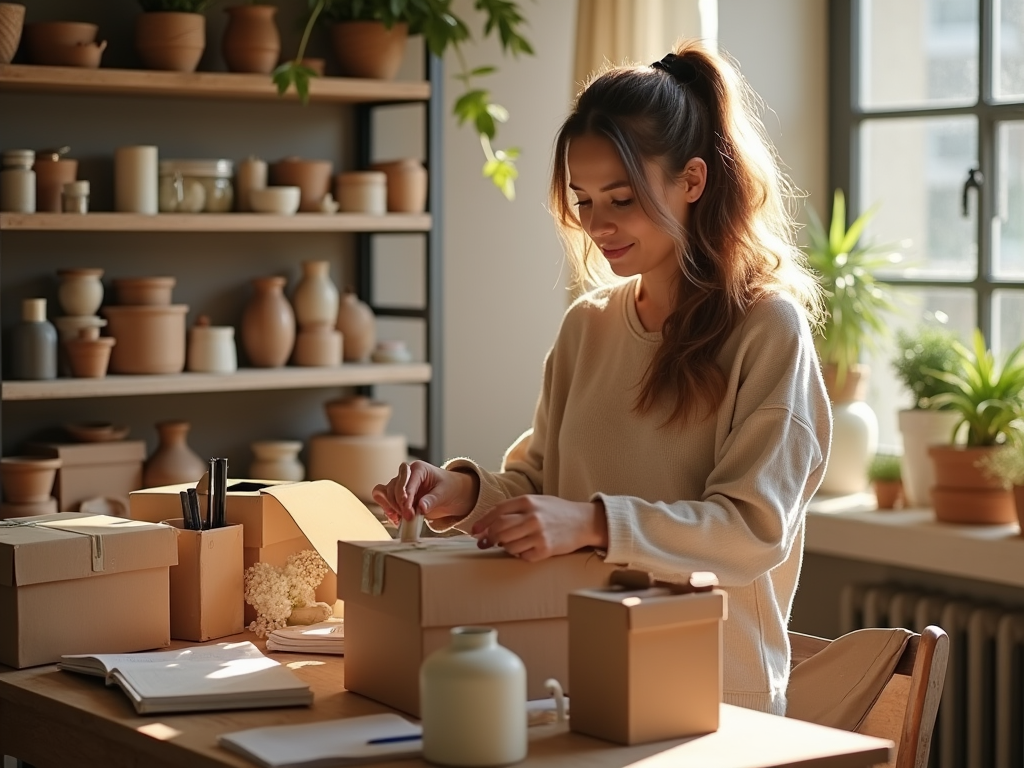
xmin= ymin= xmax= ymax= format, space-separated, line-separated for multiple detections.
xmin=568 ymin=584 xmax=728 ymax=745
xmin=163 ymin=520 xmax=244 ymax=642
xmin=0 ymin=513 xmax=177 ymax=668
xmin=30 ymin=441 xmax=146 ymax=512
xmin=337 ymin=539 xmax=618 ymax=717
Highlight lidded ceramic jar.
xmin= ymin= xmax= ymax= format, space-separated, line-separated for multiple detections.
xmin=159 ymin=159 xmax=234 ymax=213
xmin=0 ymin=148 xmax=35 ymax=213
xmin=187 ymin=315 xmax=237 ymax=373
xmin=336 ymin=170 xmax=386 ymax=214
xmin=250 ymin=440 xmax=305 ymax=481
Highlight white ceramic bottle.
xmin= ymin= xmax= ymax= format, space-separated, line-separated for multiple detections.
xmin=420 ymin=626 xmax=527 ymax=767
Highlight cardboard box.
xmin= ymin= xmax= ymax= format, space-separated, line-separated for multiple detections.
xmin=568 ymin=584 xmax=727 ymax=745
xmin=30 ymin=441 xmax=145 ymax=512
xmin=337 ymin=538 xmax=618 ymax=717
xmin=0 ymin=513 xmax=177 ymax=668
xmin=164 ymin=520 xmax=244 ymax=642
xmin=131 ymin=480 xmax=391 ymax=623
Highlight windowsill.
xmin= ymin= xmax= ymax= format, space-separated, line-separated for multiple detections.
xmin=806 ymin=493 xmax=1024 ymax=588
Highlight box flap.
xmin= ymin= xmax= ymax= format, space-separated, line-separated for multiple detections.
xmin=264 ymin=481 xmax=391 ymax=576
xmin=338 ymin=538 xmax=617 ymax=627
xmin=571 ymin=586 xmax=727 ymax=629
xmin=30 ymin=440 xmax=147 ymax=465
xmin=0 ymin=512 xmax=178 ymax=587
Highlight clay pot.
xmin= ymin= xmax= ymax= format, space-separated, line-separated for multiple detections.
xmin=56 ymin=268 xmax=104 ymax=316
xmin=241 ymin=276 xmax=295 ymax=368
xmin=222 ymin=4 xmax=280 ymax=74
xmin=336 ymin=289 xmax=376 ymax=362
xmin=928 ymin=444 xmax=1017 ymax=524
xmin=293 ymin=324 xmax=342 ymax=367
xmin=250 ymin=440 xmax=305 ymax=482
xmin=270 ymin=158 xmax=333 ymax=213
xmin=293 ymin=260 xmax=339 ymax=329
xmin=61 ymin=39 xmax=106 ymax=68
xmin=101 ymin=304 xmax=188 ymax=374
xmin=33 ymin=156 xmax=78 ymax=214
xmin=1 ymin=497 xmax=59 ymax=520
xmin=114 ymin=276 xmax=176 ymax=306
xmin=336 ymin=171 xmax=387 ymax=214
xmin=187 ymin=316 xmax=237 ymax=373
xmin=136 ymin=12 xmax=205 ymax=73
xmin=65 ymin=325 xmax=116 ymax=378
xmin=0 ymin=456 xmax=62 ymax=504
xmin=325 ymin=395 xmax=392 ymax=436
xmin=0 ymin=3 xmax=26 ymax=65
xmin=873 ymin=480 xmax=903 ymax=510
xmin=143 ymin=420 xmax=207 ymax=488
xmin=329 ymin=21 xmax=407 ymax=80
xmin=24 ymin=21 xmax=97 ymax=65
xmin=370 ymin=158 xmax=428 ymax=213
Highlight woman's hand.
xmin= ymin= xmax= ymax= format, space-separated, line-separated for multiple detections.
xmin=470 ymin=495 xmax=608 ymax=562
xmin=371 ymin=461 xmax=480 ymax=526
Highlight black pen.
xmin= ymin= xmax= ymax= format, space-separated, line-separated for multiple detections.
xmin=179 ymin=490 xmax=193 ymax=530
xmin=186 ymin=487 xmax=201 ymax=532
xmin=366 ymin=734 xmax=422 ymax=745
xmin=215 ymin=457 xmax=228 ymax=528
xmin=206 ymin=459 xmax=216 ymax=530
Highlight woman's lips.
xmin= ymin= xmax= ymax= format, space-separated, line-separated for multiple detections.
xmin=601 ymin=244 xmax=632 ymax=260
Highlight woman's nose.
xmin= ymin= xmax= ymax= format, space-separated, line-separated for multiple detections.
xmin=586 ymin=207 xmax=615 ymax=238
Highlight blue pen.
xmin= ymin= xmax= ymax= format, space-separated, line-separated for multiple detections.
xmin=366 ymin=734 xmax=422 ymax=745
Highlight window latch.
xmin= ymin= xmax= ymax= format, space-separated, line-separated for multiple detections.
xmin=961 ymin=166 xmax=983 ymax=217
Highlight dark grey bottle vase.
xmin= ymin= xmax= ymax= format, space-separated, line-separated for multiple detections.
xmin=11 ymin=298 xmax=58 ymax=380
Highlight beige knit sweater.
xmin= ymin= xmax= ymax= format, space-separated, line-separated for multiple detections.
xmin=437 ymin=277 xmax=832 ymax=716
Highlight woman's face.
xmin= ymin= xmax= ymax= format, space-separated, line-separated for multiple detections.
xmin=567 ymin=133 xmax=689 ymax=283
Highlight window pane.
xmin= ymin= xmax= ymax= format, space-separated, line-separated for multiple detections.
xmin=994 ymin=290 xmax=1024 ymax=353
xmin=994 ymin=121 xmax=1024 ymax=278
xmin=861 ymin=117 xmax=978 ymax=280
xmin=860 ymin=0 xmax=978 ymax=109
xmin=995 ymin=0 xmax=1024 ymax=100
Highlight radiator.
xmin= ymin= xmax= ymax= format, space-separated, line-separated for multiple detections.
xmin=840 ymin=583 xmax=1024 ymax=768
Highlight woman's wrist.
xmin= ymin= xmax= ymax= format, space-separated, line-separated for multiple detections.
xmin=589 ymin=498 xmax=609 ymax=549
xmin=448 ymin=467 xmax=480 ymax=519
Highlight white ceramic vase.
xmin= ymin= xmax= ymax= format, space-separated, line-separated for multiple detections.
xmin=819 ymin=400 xmax=879 ymax=495
xmin=420 ymin=626 xmax=527 ymax=767
xmin=293 ymin=260 xmax=339 ymax=329
xmin=250 ymin=440 xmax=304 ymax=481
xmin=897 ymin=408 xmax=961 ymax=508
xmin=56 ymin=268 xmax=104 ymax=316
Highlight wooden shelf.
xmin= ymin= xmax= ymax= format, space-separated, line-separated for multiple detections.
xmin=0 ymin=64 xmax=430 ymax=103
xmin=0 ymin=212 xmax=432 ymax=233
xmin=1 ymin=363 xmax=432 ymax=401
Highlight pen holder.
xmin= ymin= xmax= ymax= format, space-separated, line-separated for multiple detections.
xmin=162 ymin=519 xmax=244 ymax=641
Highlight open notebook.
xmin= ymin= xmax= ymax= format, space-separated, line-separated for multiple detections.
xmin=59 ymin=641 xmax=313 ymax=714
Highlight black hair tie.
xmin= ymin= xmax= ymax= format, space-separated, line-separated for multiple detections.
xmin=651 ymin=53 xmax=698 ymax=85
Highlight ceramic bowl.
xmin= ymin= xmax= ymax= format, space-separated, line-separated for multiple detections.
xmin=64 ymin=422 xmax=130 ymax=443
xmin=114 ymin=276 xmax=176 ymax=306
xmin=251 ymin=185 xmax=301 ymax=216
xmin=25 ymin=21 xmax=98 ymax=65
xmin=60 ymin=39 xmax=106 ymax=69
xmin=324 ymin=395 xmax=392 ymax=436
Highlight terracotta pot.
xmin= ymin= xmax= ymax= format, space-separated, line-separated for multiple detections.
xmin=222 ymin=4 xmax=280 ymax=75
xmin=57 ymin=268 xmax=104 ymax=316
xmin=60 ymin=39 xmax=106 ymax=68
xmin=821 ymin=363 xmax=869 ymax=404
xmin=0 ymin=456 xmax=62 ymax=504
xmin=0 ymin=3 xmax=26 ymax=65
xmin=241 ymin=276 xmax=295 ymax=368
xmin=33 ymin=157 xmax=77 ymax=213
xmin=1 ymin=497 xmax=59 ymax=519
xmin=325 ymin=395 xmax=392 ymax=436
xmin=292 ymin=324 xmax=342 ymax=367
xmin=65 ymin=326 xmax=115 ymax=378
xmin=329 ymin=21 xmax=407 ymax=80
xmin=1015 ymin=485 xmax=1024 ymax=535
xmin=270 ymin=158 xmax=333 ymax=213
xmin=136 ymin=12 xmax=205 ymax=73
xmin=371 ymin=158 xmax=428 ymax=213
xmin=293 ymin=260 xmax=339 ymax=329
xmin=250 ymin=440 xmax=305 ymax=482
xmin=928 ymin=444 xmax=1017 ymax=524
xmin=873 ymin=480 xmax=902 ymax=510
xmin=101 ymin=304 xmax=188 ymax=374
xmin=24 ymin=21 xmax=97 ymax=65
xmin=336 ymin=289 xmax=376 ymax=362
xmin=114 ymin=276 xmax=176 ymax=306
xmin=143 ymin=420 xmax=207 ymax=488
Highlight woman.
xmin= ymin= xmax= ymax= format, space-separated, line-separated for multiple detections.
xmin=372 ymin=40 xmax=832 ymax=715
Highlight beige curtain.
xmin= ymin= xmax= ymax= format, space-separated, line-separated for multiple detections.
xmin=573 ymin=0 xmax=715 ymax=92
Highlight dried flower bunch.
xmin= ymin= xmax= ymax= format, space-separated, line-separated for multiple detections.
xmin=244 ymin=550 xmax=330 ymax=637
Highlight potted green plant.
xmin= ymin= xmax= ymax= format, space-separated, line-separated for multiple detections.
xmin=867 ymin=452 xmax=903 ymax=510
xmin=890 ymin=322 xmax=964 ymax=507
xmin=977 ymin=427 xmax=1024 ymax=530
xmin=273 ymin=0 xmax=532 ymax=200
xmin=136 ymin=0 xmax=211 ymax=72
xmin=924 ymin=329 xmax=1024 ymax=524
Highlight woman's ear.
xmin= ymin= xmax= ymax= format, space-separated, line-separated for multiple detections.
xmin=679 ymin=157 xmax=707 ymax=203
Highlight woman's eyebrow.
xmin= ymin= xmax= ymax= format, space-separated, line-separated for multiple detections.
xmin=568 ymin=181 xmax=631 ymax=192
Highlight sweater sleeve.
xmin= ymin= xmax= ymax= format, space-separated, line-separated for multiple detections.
xmin=599 ymin=307 xmax=831 ymax=587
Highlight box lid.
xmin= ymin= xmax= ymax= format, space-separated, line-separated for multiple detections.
xmin=338 ymin=538 xmax=617 ymax=628
xmin=31 ymin=440 xmax=147 ymax=466
xmin=570 ymin=586 xmax=728 ymax=629
xmin=0 ymin=512 xmax=178 ymax=587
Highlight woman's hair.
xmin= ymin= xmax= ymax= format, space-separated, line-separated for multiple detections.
xmin=549 ymin=40 xmax=823 ymax=424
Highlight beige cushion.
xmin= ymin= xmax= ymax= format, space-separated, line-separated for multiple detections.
xmin=787 ymin=627 xmax=912 ymax=731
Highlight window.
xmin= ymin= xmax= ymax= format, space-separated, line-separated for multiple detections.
xmin=830 ymin=0 xmax=1024 ymax=448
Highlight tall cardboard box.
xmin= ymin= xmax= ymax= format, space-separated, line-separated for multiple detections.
xmin=0 ymin=513 xmax=178 ymax=668
xmin=568 ymin=585 xmax=728 ymax=745
xmin=337 ymin=538 xmax=618 ymax=717
xmin=31 ymin=441 xmax=146 ymax=512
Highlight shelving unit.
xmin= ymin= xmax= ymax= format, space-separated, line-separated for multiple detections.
xmin=0 ymin=49 xmax=443 ymax=467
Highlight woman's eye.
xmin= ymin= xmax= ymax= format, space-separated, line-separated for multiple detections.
xmin=611 ymin=198 xmax=633 ymax=208
xmin=574 ymin=199 xmax=592 ymax=209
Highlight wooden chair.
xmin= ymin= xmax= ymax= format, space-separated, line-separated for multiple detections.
xmin=789 ymin=625 xmax=949 ymax=768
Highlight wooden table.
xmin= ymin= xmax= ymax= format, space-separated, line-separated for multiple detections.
xmin=0 ymin=635 xmax=891 ymax=768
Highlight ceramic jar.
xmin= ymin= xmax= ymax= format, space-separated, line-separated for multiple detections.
xmin=159 ymin=159 xmax=234 ymax=213
xmin=11 ymin=298 xmax=57 ymax=380
xmin=57 ymin=268 xmax=104 ymax=315
xmin=270 ymin=158 xmax=333 ymax=213
xmin=293 ymin=260 xmax=339 ymax=329
xmin=65 ymin=326 xmax=116 ymax=378
xmin=143 ymin=420 xmax=207 ymax=488
xmin=0 ymin=456 xmax=62 ymax=504
xmin=336 ymin=290 xmax=376 ymax=362
xmin=241 ymin=276 xmax=295 ymax=368
xmin=101 ymin=304 xmax=188 ymax=374
xmin=249 ymin=440 xmax=305 ymax=481
xmin=62 ymin=180 xmax=90 ymax=213
xmin=330 ymin=21 xmax=408 ymax=79
xmin=33 ymin=152 xmax=78 ymax=213
xmin=0 ymin=3 xmax=26 ymax=65
xmin=336 ymin=171 xmax=387 ymax=214
xmin=324 ymin=395 xmax=392 ymax=436
xmin=370 ymin=158 xmax=428 ymax=213
xmin=187 ymin=316 xmax=238 ymax=373
xmin=420 ymin=626 xmax=528 ymax=767
xmin=1 ymin=149 xmax=35 ymax=213
xmin=115 ymin=145 xmax=159 ymax=214
xmin=235 ymin=156 xmax=267 ymax=212
xmin=24 ymin=21 xmax=97 ymax=65
xmin=222 ymin=4 xmax=280 ymax=75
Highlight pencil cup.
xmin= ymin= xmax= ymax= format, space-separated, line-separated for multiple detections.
xmin=162 ymin=519 xmax=244 ymax=641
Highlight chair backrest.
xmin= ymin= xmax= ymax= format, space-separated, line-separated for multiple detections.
xmin=789 ymin=625 xmax=949 ymax=768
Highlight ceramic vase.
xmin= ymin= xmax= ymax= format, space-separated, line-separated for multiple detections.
xmin=222 ymin=4 xmax=280 ymax=75
xmin=250 ymin=440 xmax=305 ymax=481
xmin=818 ymin=365 xmax=878 ymax=495
xmin=33 ymin=156 xmax=77 ymax=213
xmin=897 ymin=408 xmax=962 ymax=508
xmin=11 ymin=298 xmax=57 ymax=381
xmin=336 ymin=290 xmax=376 ymax=362
xmin=293 ymin=260 xmax=339 ymax=329
xmin=329 ymin=21 xmax=408 ymax=79
xmin=420 ymin=626 xmax=528 ymax=767
xmin=143 ymin=420 xmax=207 ymax=488
xmin=371 ymin=158 xmax=428 ymax=213
xmin=241 ymin=276 xmax=295 ymax=368
xmin=0 ymin=3 xmax=26 ymax=65
xmin=136 ymin=11 xmax=205 ymax=73
xmin=57 ymin=268 xmax=104 ymax=316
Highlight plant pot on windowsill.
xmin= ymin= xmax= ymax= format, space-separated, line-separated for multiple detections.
xmin=928 ymin=445 xmax=1016 ymax=524
xmin=873 ymin=479 xmax=903 ymax=510
xmin=136 ymin=11 xmax=205 ymax=73
xmin=329 ymin=20 xmax=407 ymax=80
